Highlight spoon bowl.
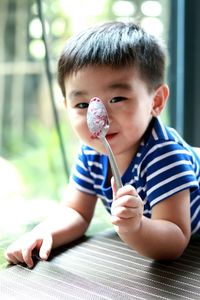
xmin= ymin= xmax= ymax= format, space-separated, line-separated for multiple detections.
xmin=87 ymin=97 xmax=109 ymax=138
xmin=87 ymin=97 xmax=122 ymax=190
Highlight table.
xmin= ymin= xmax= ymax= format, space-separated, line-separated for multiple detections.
xmin=0 ymin=229 xmax=200 ymax=299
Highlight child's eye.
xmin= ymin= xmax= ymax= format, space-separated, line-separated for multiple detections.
xmin=75 ymin=102 xmax=89 ymax=109
xmin=110 ymin=97 xmax=126 ymax=103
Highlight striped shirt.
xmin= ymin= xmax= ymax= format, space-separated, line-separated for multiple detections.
xmin=70 ymin=117 xmax=200 ymax=235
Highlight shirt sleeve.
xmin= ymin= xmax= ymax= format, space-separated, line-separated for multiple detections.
xmin=69 ymin=145 xmax=96 ymax=195
xmin=144 ymin=142 xmax=199 ymax=207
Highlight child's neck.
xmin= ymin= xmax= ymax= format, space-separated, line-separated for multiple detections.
xmin=106 ymin=153 xmax=134 ymax=187
xmin=113 ymin=149 xmax=137 ymax=179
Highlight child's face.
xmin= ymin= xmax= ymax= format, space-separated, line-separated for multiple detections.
xmin=64 ymin=65 xmax=165 ymax=162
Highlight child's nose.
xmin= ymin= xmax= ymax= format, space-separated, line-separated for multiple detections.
xmin=104 ymin=106 xmax=113 ymax=123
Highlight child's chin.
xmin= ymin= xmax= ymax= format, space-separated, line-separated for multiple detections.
xmin=92 ymin=144 xmax=106 ymax=155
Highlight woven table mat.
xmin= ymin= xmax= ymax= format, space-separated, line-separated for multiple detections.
xmin=1 ymin=230 xmax=200 ymax=299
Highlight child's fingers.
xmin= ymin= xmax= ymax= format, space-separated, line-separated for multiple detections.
xmin=112 ymin=194 xmax=141 ymax=209
xmin=6 ymin=235 xmax=36 ymax=268
xmin=39 ymin=234 xmax=53 ymax=260
xmin=21 ymin=234 xmax=44 ymax=268
xmin=115 ymin=184 xmax=138 ymax=198
xmin=112 ymin=177 xmax=138 ymax=200
xmin=5 ymin=251 xmax=21 ymax=265
xmin=22 ymin=246 xmax=34 ymax=268
xmin=112 ymin=206 xmax=138 ymax=219
xmin=5 ymin=242 xmax=24 ymax=264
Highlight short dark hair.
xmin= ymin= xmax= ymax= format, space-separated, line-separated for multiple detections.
xmin=58 ymin=21 xmax=166 ymax=98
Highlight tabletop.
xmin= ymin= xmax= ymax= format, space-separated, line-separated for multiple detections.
xmin=0 ymin=229 xmax=200 ymax=300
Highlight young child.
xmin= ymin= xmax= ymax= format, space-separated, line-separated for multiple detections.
xmin=6 ymin=21 xmax=200 ymax=268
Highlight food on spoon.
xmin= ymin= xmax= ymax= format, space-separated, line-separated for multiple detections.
xmin=87 ymin=97 xmax=109 ymax=139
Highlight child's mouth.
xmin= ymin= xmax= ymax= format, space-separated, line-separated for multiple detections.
xmin=105 ymin=133 xmax=117 ymax=141
xmin=90 ymin=132 xmax=117 ymax=141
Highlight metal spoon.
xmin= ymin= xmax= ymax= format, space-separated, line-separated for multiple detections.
xmin=87 ymin=97 xmax=123 ymax=191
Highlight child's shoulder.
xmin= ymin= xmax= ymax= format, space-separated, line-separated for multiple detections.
xmin=79 ymin=144 xmax=106 ymax=163
xmin=149 ymin=117 xmax=189 ymax=148
xmin=81 ymin=144 xmax=102 ymax=156
xmin=143 ymin=117 xmax=197 ymax=161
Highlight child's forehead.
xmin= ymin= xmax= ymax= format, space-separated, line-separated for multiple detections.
xmin=65 ymin=65 xmax=149 ymax=98
xmin=66 ymin=65 xmax=141 ymax=82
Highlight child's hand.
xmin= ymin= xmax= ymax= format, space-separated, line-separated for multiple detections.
xmin=111 ymin=177 xmax=143 ymax=234
xmin=5 ymin=229 xmax=53 ymax=268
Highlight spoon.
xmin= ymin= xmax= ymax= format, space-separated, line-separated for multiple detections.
xmin=87 ymin=97 xmax=123 ymax=191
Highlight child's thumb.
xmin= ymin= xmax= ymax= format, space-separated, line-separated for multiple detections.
xmin=111 ymin=176 xmax=117 ymax=200
xmin=39 ymin=234 xmax=53 ymax=260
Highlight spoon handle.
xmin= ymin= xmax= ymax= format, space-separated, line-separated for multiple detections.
xmin=101 ymin=137 xmax=123 ymax=191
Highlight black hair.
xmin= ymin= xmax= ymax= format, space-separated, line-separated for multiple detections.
xmin=58 ymin=21 xmax=166 ymax=97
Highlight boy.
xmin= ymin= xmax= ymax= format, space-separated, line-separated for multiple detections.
xmin=6 ymin=22 xmax=200 ymax=268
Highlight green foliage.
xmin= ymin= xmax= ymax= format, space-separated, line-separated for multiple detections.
xmin=8 ymin=119 xmax=78 ymax=200
xmin=0 ymin=248 xmax=8 ymax=271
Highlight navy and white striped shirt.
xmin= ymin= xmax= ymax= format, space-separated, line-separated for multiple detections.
xmin=70 ymin=117 xmax=200 ymax=235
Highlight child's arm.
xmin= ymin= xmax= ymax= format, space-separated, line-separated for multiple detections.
xmin=111 ymin=180 xmax=191 ymax=260
xmin=5 ymin=187 xmax=97 ymax=268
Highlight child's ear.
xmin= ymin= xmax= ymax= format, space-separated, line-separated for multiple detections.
xmin=151 ymin=84 xmax=169 ymax=117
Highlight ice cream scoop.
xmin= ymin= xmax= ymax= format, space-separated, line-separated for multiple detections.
xmin=87 ymin=97 xmax=122 ymax=190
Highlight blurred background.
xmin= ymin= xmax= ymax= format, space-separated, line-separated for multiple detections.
xmin=0 ymin=0 xmax=200 ymax=268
